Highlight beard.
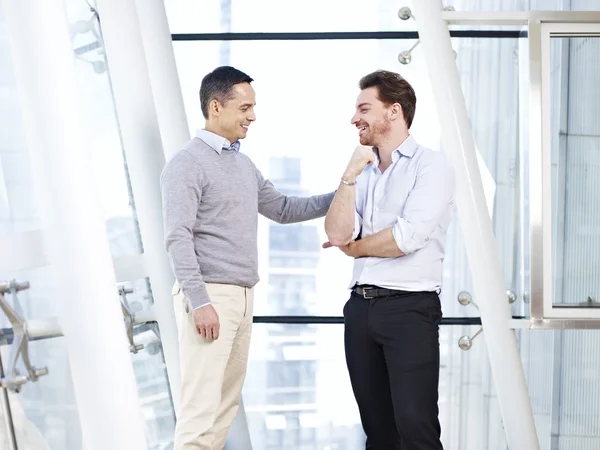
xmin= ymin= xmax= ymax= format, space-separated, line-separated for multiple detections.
xmin=360 ymin=117 xmax=392 ymax=146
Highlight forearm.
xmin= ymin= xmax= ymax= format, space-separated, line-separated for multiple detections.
xmin=352 ymin=228 xmax=405 ymax=258
xmin=324 ymin=182 xmax=357 ymax=246
xmin=165 ymin=232 xmax=211 ymax=310
xmin=276 ymin=191 xmax=336 ymax=224
xmin=257 ymin=170 xmax=336 ymax=224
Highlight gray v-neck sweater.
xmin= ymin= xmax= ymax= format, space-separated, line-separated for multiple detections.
xmin=160 ymin=137 xmax=334 ymax=310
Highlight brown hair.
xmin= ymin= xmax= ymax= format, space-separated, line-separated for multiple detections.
xmin=200 ymin=66 xmax=254 ymax=119
xmin=359 ymin=70 xmax=416 ymax=128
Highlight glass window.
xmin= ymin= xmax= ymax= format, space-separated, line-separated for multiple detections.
xmin=519 ymin=327 xmax=600 ymax=449
xmin=269 ymin=156 xmax=301 ymax=184
xmin=165 ymin=0 xmax=420 ymax=34
xmin=244 ymin=323 xmax=502 ymax=450
xmin=269 ymin=224 xmax=320 ymax=252
xmin=66 ymin=0 xmax=142 ymax=259
xmin=172 ymin=36 xmax=524 ymax=317
xmin=454 ymin=0 xmax=598 ymax=11
xmin=549 ymin=35 xmax=600 ymax=308
xmin=0 ymin=337 xmax=83 ymax=449
xmin=0 ymin=8 xmax=39 ymax=236
xmin=164 ymin=0 xmax=597 ymax=35
xmin=119 ymin=278 xmax=176 ymax=448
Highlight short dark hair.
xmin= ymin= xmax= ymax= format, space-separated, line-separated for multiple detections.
xmin=200 ymin=66 xmax=254 ymax=119
xmin=359 ymin=70 xmax=416 ymax=128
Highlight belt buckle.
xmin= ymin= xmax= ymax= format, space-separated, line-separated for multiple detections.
xmin=362 ymin=287 xmax=375 ymax=299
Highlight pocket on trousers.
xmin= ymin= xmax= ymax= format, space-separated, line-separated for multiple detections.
xmin=172 ymin=282 xmax=191 ymax=315
xmin=205 ymin=283 xmax=234 ymax=304
xmin=183 ymin=297 xmax=192 ymax=314
xmin=423 ymin=304 xmax=442 ymax=327
xmin=427 ymin=310 xmax=442 ymax=327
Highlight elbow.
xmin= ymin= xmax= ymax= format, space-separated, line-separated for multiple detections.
xmin=274 ymin=213 xmax=290 ymax=224
xmin=260 ymin=205 xmax=290 ymax=224
xmin=330 ymin=238 xmax=351 ymax=247
xmin=164 ymin=232 xmax=175 ymax=251
xmin=164 ymin=226 xmax=192 ymax=252
xmin=326 ymin=232 xmax=352 ymax=247
xmin=324 ymin=217 xmax=354 ymax=246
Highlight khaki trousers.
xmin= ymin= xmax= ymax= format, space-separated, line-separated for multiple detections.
xmin=173 ymin=282 xmax=254 ymax=450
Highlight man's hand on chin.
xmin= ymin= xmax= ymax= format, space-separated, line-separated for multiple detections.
xmin=322 ymin=240 xmax=360 ymax=258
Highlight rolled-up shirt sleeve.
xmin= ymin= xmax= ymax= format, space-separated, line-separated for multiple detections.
xmin=392 ymin=152 xmax=455 ymax=255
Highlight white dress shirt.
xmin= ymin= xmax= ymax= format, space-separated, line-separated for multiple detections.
xmin=350 ymin=135 xmax=455 ymax=292
xmin=195 ymin=128 xmax=240 ymax=153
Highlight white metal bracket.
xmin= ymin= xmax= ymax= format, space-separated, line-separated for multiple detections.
xmin=118 ymin=286 xmax=144 ymax=354
xmin=456 ymin=290 xmax=517 ymax=350
xmin=0 ymin=280 xmax=49 ymax=393
xmin=397 ymin=5 xmax=457 ymax=64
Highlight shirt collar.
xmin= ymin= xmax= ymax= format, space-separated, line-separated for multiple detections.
xmin=195 ymin=128 xmax=241 ymax=154
xmin=372 ymin=135 xmax=417 ymax=168
xmin=395 ymin=134 xmax=417 ymax=158
xmin=371 ymin=135 xmax=417 ymax=172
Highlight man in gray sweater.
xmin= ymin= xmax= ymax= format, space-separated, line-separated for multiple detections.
xmin=160 ymin=66 xmax=335 ymax=450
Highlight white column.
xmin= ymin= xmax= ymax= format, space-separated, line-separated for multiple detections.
xmin=134 ymin=0 xmax=191 ymax=157
xmin=409 ymin=1 xmax=539 ymax=449
xmin=94 ymin=0 xmax=181 ymax=412
xmin=2 ymin=1 xmax=148 ymax=449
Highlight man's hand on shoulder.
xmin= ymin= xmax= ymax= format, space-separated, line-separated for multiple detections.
xmin=193 ymin=304 xmax=220 ymax=340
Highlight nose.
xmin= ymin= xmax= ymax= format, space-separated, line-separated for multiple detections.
xmin=350 ymin=112 xmax=359 ymax=125
xmin=248 ymin=110 xmax=256 ymax=122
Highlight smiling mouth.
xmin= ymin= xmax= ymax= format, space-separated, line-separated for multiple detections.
xmin=358 ymin=126 xmax=367 ymax=135
xmin=241 ymin=125 xmax=249 ymax=131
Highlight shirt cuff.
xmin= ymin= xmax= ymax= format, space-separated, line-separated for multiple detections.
xmin=392 ymin=219 xmax=419 ymax=255
xmin=193 ymin=303 xmax=212 ymax=311
xmin=187 ymin=285 xmax=211 ymax=310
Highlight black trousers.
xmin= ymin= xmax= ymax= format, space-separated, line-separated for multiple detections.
xmin=344 ymin=289 xmax=443 ymax=450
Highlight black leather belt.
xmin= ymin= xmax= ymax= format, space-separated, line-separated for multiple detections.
xmin=352 ymin=285 xmax=402 ymax=299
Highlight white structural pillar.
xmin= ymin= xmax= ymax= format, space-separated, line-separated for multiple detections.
xmin=410 ymin=1 xmax=540 ymax=449
xmin=94 ymin=0 xmax=181 ymax=412
xmin=134 ymin=0 xmax=190 ymax=157
xmin=2 ymin=1 xmax=148 ymax=449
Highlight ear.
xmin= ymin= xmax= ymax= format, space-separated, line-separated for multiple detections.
xmin=390 ymin=103 xmax=403 ymax=122
xmin=209 ymin=99 xmax=221 ymax=117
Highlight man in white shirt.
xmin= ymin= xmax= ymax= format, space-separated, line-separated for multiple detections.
xmin=324 ymin=70 xmax=455 ymax=450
